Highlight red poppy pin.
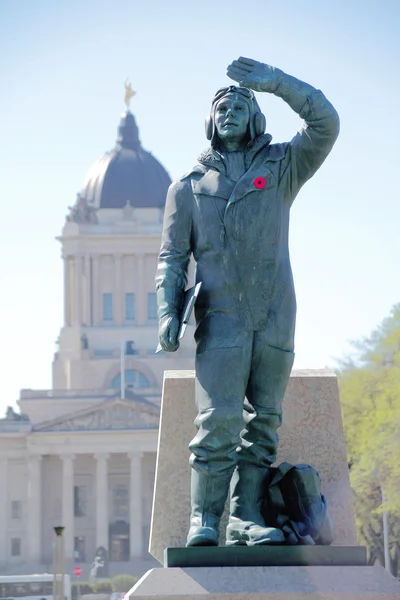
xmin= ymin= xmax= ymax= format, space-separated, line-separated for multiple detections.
xmin=253 ymin=176 xmax=266 ymax=189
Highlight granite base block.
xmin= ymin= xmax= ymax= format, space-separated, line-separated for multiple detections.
xmin=126 ymin=565 xmax=400 ymax=599
xmin=150 ymin=370 xmax=358 ymax=564
xmin=164 ymin=545 xmax=367 ymax=568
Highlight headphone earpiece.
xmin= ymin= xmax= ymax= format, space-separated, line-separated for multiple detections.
xmin=205 ymin=116 xmax=213 ymax=140
xmin=254 ymin=112 xmax=266 ymax=137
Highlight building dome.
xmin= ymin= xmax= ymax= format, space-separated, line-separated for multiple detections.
xmin=82 ymin=111 xmax=171 ymax=209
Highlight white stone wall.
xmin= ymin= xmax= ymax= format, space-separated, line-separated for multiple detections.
xmin=5 ymin=460 xmax=28 ymax=566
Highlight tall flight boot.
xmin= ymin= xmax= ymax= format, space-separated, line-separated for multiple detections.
xmin=186 ymin=469 xmax=232 ymax=547
xmin=226 ymin=464 xmax=285 ymax=546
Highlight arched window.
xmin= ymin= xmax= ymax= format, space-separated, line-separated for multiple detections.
xmin=111 ymin=369 xmax=150 ymax=389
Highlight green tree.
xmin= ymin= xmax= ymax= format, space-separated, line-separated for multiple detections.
xmin=338 ymin=303 xmax=400 ymax=576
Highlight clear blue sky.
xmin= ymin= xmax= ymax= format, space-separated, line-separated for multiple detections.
xmin=0 ymin=0 xmax=399 ymax=413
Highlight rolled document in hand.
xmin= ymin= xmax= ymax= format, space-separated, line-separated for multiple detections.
xmin=156 ymin=282 xmax=202 ymax=353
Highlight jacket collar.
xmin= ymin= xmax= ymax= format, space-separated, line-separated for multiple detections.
xmin=197 ymin=133 xmax=273 ymax=173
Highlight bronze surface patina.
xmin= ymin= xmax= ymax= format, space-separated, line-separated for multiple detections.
xmin=156 ymin=57 xmax=339 ymax=548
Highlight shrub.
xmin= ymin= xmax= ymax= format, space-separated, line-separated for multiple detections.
xmin=71 ymin=582 xmax=94 ymax=599
xmin=93 ymin=580 xmax=113 ymax=594
xmin=111 ymin=575 xmax=138 ymax=593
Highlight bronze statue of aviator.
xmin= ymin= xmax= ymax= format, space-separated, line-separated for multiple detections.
xmin=156 ymin=57 xmax=339 ymax=547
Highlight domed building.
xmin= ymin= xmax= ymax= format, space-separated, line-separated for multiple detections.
xmin=0 ymin=91 xmax=195 ymax=577
xmin=82 ymin=110 xmax=171 ymax=210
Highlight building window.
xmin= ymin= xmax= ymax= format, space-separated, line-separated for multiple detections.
xmin=11 ymin=538 xmax=21 ymax=557
xmin=74 ymin=536 xmax=85 ymax=562
xmin=1 ymin=582 xmax=53 ymax=597
xmin=74 ymin=485 xmax=87 ymax=517
xmin=147 ymin=293 xmax=157 ymax=320
xmin=112 ymin=484 xmax=129 ymax=520
xmin=30 ymin=582 xmax=53 ymax=596
xmin=103 ymin=293 xmax=113 ymax=321
xmin=11 ymin=500 xmax=21 ymax=519
xmin=111 ymin=369 xmax=150 ymax=389
xmin=125 ymin=293 xmax=135 ymax=321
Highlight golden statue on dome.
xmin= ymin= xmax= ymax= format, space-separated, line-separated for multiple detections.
xmin=124 ymin=78 xmax=136 ymax=110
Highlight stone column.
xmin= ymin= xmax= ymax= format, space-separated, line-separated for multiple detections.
xmin=74 ymin=255 xmax=83 ymax=325
xmin=27 ymin=455 xmax=42 ymax=563
xmin=94 ymin=453 xmax=109 ymax=550
xmin=136 ymin=255 xmax=145 ymax=325
xmin=92 ymin=255 xmax=100 ymax=325
xmin=114 ymin=254 xmax=123 ymax=325
xmin=85 ymin=254 xmax=91 ymax=326
xmin=0 ymin=459 xmax=7 ymax=564
xmin=128 ymin=452 xmax=143 ymax=557
xmin=63 ymin=255 xmax=71 ymax=326
xmin=61 ymin=454 xmax=75 ymax=562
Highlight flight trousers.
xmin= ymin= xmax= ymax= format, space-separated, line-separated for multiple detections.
xmin=189 ymin=313 xmax=294 ymax=477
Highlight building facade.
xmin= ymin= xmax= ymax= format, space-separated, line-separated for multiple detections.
xmin=0 ymin=103 xmax=195 ymax=577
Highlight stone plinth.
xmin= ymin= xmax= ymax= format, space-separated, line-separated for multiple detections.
xmin=126 ymin=565 xmax=400 ymax=599
xmin=150 ymin=370 xmax=357 ymax=564
xmin=163 ymin=545 xmax=367 ymax=568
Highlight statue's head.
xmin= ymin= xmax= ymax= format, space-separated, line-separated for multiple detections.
xmin=205 ymin=85 xmax=266 ymax=149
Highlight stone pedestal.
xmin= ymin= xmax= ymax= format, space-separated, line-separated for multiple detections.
xmin=150 ymin=370 xmax=357 ymax=564
xmin=126 ymin=565 xmax=400 ymax=599
xmin=136 ymin=370 xmax=400 ymax=599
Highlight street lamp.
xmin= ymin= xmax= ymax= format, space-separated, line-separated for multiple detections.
xmin=53 ymin=527 xmax=65 ymax=600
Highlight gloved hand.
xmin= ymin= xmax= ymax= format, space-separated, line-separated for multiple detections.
xmin=226 ymin=57 xmax=282 ymax=93
xmin=158 ymin=314 xmax=180 ymax=352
